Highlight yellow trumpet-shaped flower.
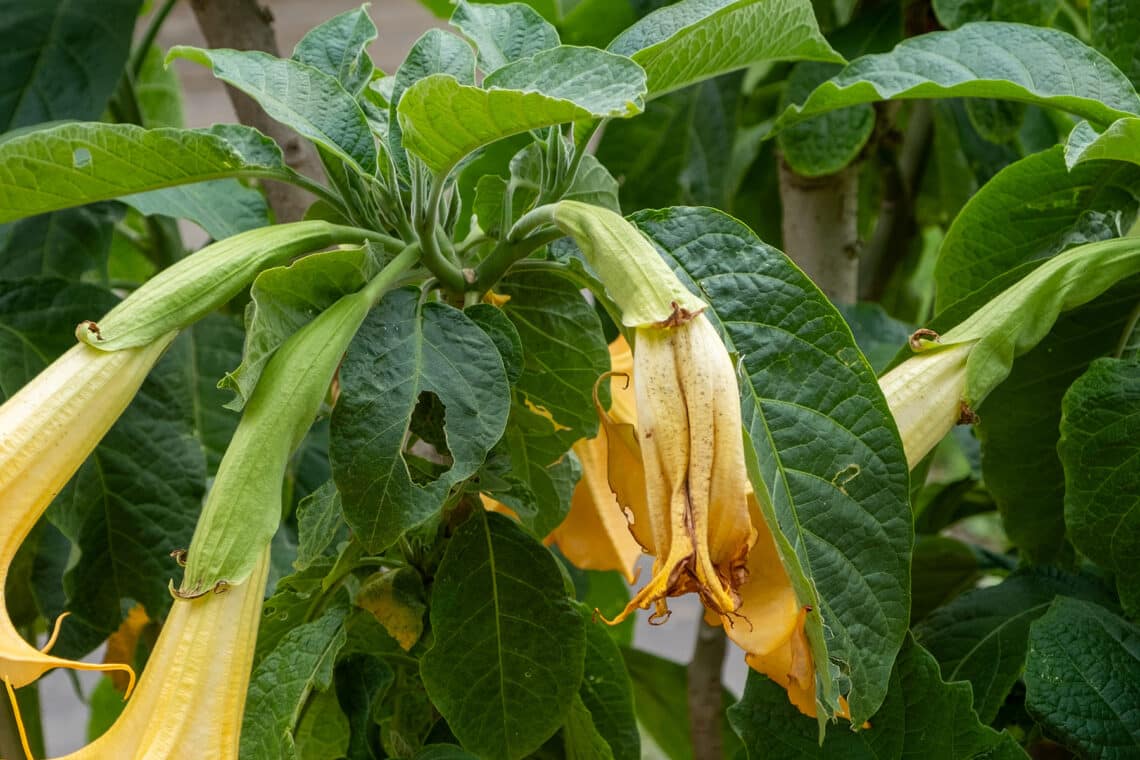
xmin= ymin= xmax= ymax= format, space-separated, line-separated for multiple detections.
xmin=0 ymin=336 xmax=173 ymax=696
xmin=58 ymin=548 xmax=270 ymax=758
xmin=602 ymin=313 xmax=756 ymax=624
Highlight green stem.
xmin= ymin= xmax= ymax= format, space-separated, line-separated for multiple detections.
xmin=325 ymin=224 xmax=407 ymax=254
xmin=416 ymin=175 xmax=467 ymax=291
xmin=130 ymin=0 xmax=179 ymax=77
xmin=362 ymin=243 xmax=422 ymax=304
xmin=471 ymin=204 xmax=562 ymax=289
xmin=1057 ymin=0 xmax=1090 ymax=40
xmin=1114 ymin=300 xmax=1140 ymax=359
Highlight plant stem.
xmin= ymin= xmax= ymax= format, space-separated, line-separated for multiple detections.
xmin=778 ymin=158 xmax=860 ymax=304
xmin=688 ymin=620 xmax=727 ymax=760
xmin=362 ymin=243 xmax=422 ymax=304
xmin=416 ymin=175 xmax=467 ymax=292
xmin=1114 ymin=300 xmax=1140 ymax=359
xmin=130 ymin=0 xmax=179 ymax=76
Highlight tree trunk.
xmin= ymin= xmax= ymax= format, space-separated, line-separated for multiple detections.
xmin=188 ymin=0 xmax=324 ymax=222
xmin=688 ymin=620 xmax=727 ymax=760
xmin=778 ymin=160 xmax=860 ymax=305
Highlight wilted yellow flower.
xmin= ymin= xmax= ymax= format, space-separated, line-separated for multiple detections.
xmin=602 ymin=313 xmax=756 ymax=624
xmin=59 ymin=548 xmax=270 ymax=758
xmin=878 ymin=340 xmax=974 ymax=469
xmin=0 ymin=336 xmax=173 ymax=696
xmin=546 ymin=337 xmax=642 ymax=582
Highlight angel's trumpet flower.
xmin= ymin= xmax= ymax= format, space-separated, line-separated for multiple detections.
xmin=0 ymin=335 xmax=173 ymax=696
xmin=58 ymin=548 xmax=270 ymax=758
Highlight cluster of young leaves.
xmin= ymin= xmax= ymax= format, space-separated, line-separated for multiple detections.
xmin=4 ymin=0 xmax=1140 ymax=759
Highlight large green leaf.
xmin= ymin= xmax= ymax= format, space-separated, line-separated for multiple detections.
xmin=0 ymin=204 xmax=120 ymax=282
xmin=1059 ymin=357 xmax=1140 ymax=616
xmin=934 ymin=146 xmax=1140 ymax=308
xmin=608 ymin=0 xmax=842 ymax=99
xmin=293 ymin=687 xmax=350 ymax=759
xmin=1091 ymin=0 xmax=1140 ymax=89
xmin=450 ymin=1 xmax=561 ymax=74
xmin=635 ymin=207 xmax=911 ymax=726
xmin=120 ymin=179 xmax=271 ymax=241
xmin=330 ymin=288 xmax=510 ymax=550
xmin=222 ymin=244 xmax=387 ymax=410
xmin=0 ymin=122 xmax=300 ymax=223
xmin=1065 ymin=117 xmax=1140 ymax=169
xmin=1025 ymin=597 xmax=1140 ymax=759
xmin=398 ymin=47 xmax=646 ymax=176
xmin=772 ymin=23 xmax=1140 ymax=134
xmin=292 ymin=6 xmax=377 ymax=95
xmin=136 ymin=44 xmax=185 ymax=129
xmin=241 ymin=607 xmax=349 ymax=759
xmin=420 ymin=511 xmax=586 ymax=760
xmin=729 ymin=636 xmax=1027 ymax=760
xmin=914 ymin=567 xmax=1116 ymax=723
xmin=578 ymin=610 xmax=639 ymax=760
xmin=169 ymin=47 xmax=377 ymax=174
xmin=778 ymin=61 xmax=875 ymax=177
xmin=0 ymin=0 xmax=143 ymax=129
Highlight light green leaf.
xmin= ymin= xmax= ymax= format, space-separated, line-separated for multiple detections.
xmin=1060 ymin=357 xmax=1140 ymax=616
xmin=222 ymin=243 xmax=388 ymax=410
xmin=330 ymin=288 xmax=511 ymax=550
xmin=773 ymin=23 xmax=1140 ymax=134
xmin=451 ymin=1 xmax=561 ymax=74
xmin=778 ymin=61 xmax=874 ymax=177
xmin=608 ymin=0 xmax=842 ymax=99
xmin=914 ymin=567 xmax=1116 ymax=723
xmin=729 ymin=636 xmax=1027 ymax=760
xmin=0 ymin=122 xmax=300 ymax=223
xmin=169 ymin=46 xmax=377 ymax=173
xmin=1091 ymin=0 xmax=1140 ymax=89
xmin=121 ymin=179 xmax=271 ymax=241
xmin=185 ymin=314 xmax=244 ymax=474
xmin=1065 ymin=117 xmax=1140 ymax=169
xmin=0 ymin=204 xmax=120 ymax=282
xmin=635 ymin=207 xmax=911 ymax=726
xmin=0 ymin=0 xmax=142 ymax=129
xmin=389 ymin=28 xmax=477 ymax=175
xmin=294 ymin=482 xmax=346 ymax=572
xmin=136 ymin=44 xmax=185 ymax=128
xmin=934 ymin=146 xmax=1140 ymax=309
xmin=241 ymin=608 xmax=349 ymax=759
xmin=292 ymin=6 xmax=377 ymax=95
xmin=398 ymin=47 xmax=646 ymax=175
xmin=1025 ymin=597 xmax=1140 ymax=760
xmin=421 ymin=511 xmax=586 ymax=760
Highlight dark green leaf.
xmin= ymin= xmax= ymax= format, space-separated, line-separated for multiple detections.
xmin=1059 ymin=357 xmax=1140 ymax=616
xmin=242 ymin=607 xmax=349 ymax=759
xmin=1091 ymin=0 xmax=1140 ymax=89
xmin=0 ymin=204 xmax=120 ymax=282
xmin=773 ymin=23 xmax=1140 ymax=134
xmin=120 ymin=179 xmax=271 ymax=241
xmin=597 ymin=73 xmax=742 ymax=210
xmin=562 ymin=694 xmax=615 ymax=760
xmin=185 ymin=313 xmax=244 ymax=474
xmin=836 ymin=302 xmax=913 ymax=375
xmin=465 ymin=303 xmax=524 ymax=385
xmin=1025 ymin=597 xmax=1140 ymax=759
xmin=450 ymin=1 xmax=561 ymax=74
xmin=136 ymin=45 xmax=185 ymax=128
xmin=914 ymin=567 xmax=1116 ymax=723
xmin=52 ymin=331 xmax=207 ymax=656
xmin=222 ymin=243 xmax=388 ymax=410
xmin=413 ymin=746 xmax=479 ymax=760
xmin=909 ymin=535 xmax=980 ymax=623
xmin=331 ymin=288 xmax=511 ymax=550
xmin=335 ymin=653 xmax=393 ymax=760
xmin=934 ymin=0 xmax=1059 ymax=28
xmin=294 ymin=686 xmax=351 ymax=759
xmin=778 ymin=62 xmax=874 ymax=177
xmin=0 ymin=122 xmax=299 ymax=223
xmin=420 ymin=511 xmax=586 ymax=760
xmin=292 ymin=7 xmax=378 ymax=95
xmin=934 ymin=146 xmax=1140 ymax=309
xmin=578 ymin=612 xmax=639 ymax=760
xmin=0 ymin=0 xmax=143 ymax=129
xmin=608 ymin=0 xmax=842 ymax=99
xmin=729 ymin=636 xmax=1027 ymax=760
xmin=636 ymin=207 xmax=911 ymax=725
xmin=169 ymin=46 xmax=377 ymax=174
xmin=620 ymin=647 xmax=742 ymax=760
xmin=964 ymin=98 xmax=1025 ymax=143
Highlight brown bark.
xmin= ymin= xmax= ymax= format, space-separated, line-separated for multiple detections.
xmin=188 ymin=0 xmax=324 ymax=222
xmin=778 ymin=160 xmax=861 ymax=304
xmin=688 ymin=620 xmax=727 ymax=760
